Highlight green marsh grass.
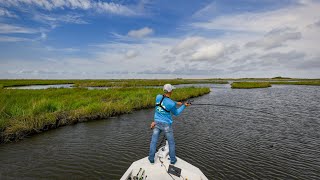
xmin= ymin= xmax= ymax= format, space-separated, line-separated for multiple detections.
xmin=0 ymin=87 xmax=210 ymax=143
xmin=2 ymin=79 xmax=320 ymax=88
xmin=207 ymin=78 xmax=320 ymax=82
xmin=73 ymin=79 xmax=228 ymax=87
xmin=270 ymin=81 xmax=320 ymax=86
xmin=231 ymin=82 xmax=272 ymax=89
xmin=0 ymin=79 xmax=228 ymax=88
xmin=271 ymin=76 xmax=292 ymax=80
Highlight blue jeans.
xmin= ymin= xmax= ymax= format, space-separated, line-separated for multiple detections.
xmin=148 ymin=121 xmax=176 ymax=163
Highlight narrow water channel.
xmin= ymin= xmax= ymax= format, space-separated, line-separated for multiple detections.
xmin=0 ymin=84 xmax=319 ymax=179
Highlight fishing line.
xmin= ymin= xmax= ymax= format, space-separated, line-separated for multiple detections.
xmin=184 ymin=99 xmax=277 ymax=117
xmin=185 ymin=100 xmax=293 ymax=127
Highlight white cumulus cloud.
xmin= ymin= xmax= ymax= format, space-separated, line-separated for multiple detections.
xmin=94 ymin=2 xmax=135 ymax=16
xmin=190 ymin=43 xmax=225 ymax=61
xmin=246 ymin=27 xmax=302 ymax=50
xmin=128 ymin=27 xmax=153 ymax=38
xmin=125 ymin=50 xmax=139 ymax=59
xmin=191 ymin=0 xmax=319 ymax=34
xmin=170 ymin=36 xmax=206 ymax=54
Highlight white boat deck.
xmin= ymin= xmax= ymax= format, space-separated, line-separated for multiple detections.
xmin=120 ymin=141 xmax=208 ymax=180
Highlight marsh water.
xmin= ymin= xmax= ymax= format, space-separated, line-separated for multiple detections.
xmin=5 ymin=84 xmax=74 ymax=89
xmin=1 ymin=84 xmax=320 ymax=179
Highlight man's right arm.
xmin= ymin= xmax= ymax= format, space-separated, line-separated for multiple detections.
xmin=150 ymin=121 xmax=156 ymax=129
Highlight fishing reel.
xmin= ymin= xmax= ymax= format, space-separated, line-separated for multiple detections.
xmin=185 ymin=99 xmax=193 ymax=105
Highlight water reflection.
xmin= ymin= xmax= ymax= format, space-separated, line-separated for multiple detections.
xmin=6 ymin=84 xmax=73 ymax=89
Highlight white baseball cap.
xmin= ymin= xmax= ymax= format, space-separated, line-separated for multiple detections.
xmin=163 ymin=84 xmax=176 ymax=92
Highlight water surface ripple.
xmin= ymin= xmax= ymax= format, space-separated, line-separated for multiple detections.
xmin=0 ymin=84 xmax=320 ymax=179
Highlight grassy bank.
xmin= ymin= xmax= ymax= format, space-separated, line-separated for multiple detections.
xmin=206 ymin=78 xmax=320 ymax=82
xmin=270 ymin=81 xmax=320 ymax=86
xmin=2 ymin=79 xmax=320 ymax=88
xmin=0 ymin=87 xmax=210 ymax=143
xmin=231 ymin=82 xmax=272 ymax=89
xmin=73 ymin=79 xmax=228 ymax=87
xmin=0 ymin=79 xmax=228 ymax=88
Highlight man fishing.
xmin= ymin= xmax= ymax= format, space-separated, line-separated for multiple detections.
xmin=148 ymin=84 xmax=190 ymax=165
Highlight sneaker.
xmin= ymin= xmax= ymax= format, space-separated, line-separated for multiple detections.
xmin=148 ymin=158 xmax=154 ymax=164
xmin=170 ymin=159 xmax=177 ymax=165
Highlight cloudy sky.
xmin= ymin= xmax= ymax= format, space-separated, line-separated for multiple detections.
xmin=0 ymin=0 xmax=319 ymax=79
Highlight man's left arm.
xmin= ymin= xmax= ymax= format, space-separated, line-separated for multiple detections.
xmin=171 ymin=104 xmax=186 ymax=116
xmin=176 ymin=102 xmax=183 ymax=105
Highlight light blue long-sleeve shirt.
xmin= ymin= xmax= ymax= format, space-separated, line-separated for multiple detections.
xmin=154 ymin=94 xmax=186 ymax=124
